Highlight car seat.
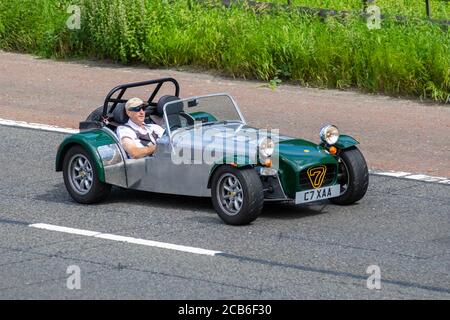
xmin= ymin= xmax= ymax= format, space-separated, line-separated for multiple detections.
xmin=157 ymin=95 xmax=194 ymax=131
xmin=112 ymin=103 xmax=129 ymax=125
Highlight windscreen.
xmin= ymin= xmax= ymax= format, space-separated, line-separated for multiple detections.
xmin=164 ymin=94 xmax=244 ymax=134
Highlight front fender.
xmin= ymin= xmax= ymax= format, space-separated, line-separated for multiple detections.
xmin=320 ymin=134 xmax=359 ymax=150
xmin=55 ymin=130 xmax=115 ymax=182
xmin=207 ymin=155 xmax=256 ymax=188
xmin=336 ymin=134 xmax=359 ymax=149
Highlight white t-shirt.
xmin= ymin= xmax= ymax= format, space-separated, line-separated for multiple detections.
xmin=116 ymin=120 xmax=165 ymax=148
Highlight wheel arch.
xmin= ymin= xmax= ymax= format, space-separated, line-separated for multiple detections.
xmin=56 ymin=132 xmax=112 ymax=183
xmin=207 ymin=163 xmax=254 ymax=189
xmin=335 ymin=135 xmax=359 ymax=150
xmin=319 ymin=134 xmax=359 ymax=150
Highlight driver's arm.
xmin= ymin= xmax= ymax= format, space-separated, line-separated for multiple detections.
xmin=121 ymin=137 xmax=156 ymax=159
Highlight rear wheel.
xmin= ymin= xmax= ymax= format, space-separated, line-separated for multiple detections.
xmin=86 ymin=106 xmax=104 ymax=122
xmin=63 ymin=145 xmax=111 ymax=204
xmin=330 ymin=147 xmax=369 ymax=205
xmin=211 ymin=166 xmax=264 ymax=225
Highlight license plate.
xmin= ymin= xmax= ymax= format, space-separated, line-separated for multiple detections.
xmin=295 ymin=185 xmax=341 ymax=204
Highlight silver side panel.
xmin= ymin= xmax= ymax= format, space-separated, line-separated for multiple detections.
xmin=124 ymin=138 xmax=213 ymax=197
xmin=98 ymin=128 xmax=128 ymax=188
xmin=103 ymin=161 xmax=127 ymax=188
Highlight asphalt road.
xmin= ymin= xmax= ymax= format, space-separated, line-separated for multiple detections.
xmin=0 ymin=125 xmax=449 ymax=299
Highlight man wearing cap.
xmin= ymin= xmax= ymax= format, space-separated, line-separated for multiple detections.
xmin=116 ymin=97 xmax=165 ymax=159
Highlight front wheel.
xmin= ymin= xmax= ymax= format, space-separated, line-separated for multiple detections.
xmin=330 ymin=147 xmax=369 ymax=205
xmin=63 ymin=145 xmax=111 ymax=204
xmin=211 ymin=166 xmax=264 ymax=225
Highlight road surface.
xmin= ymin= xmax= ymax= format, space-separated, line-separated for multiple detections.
xmin=0 ymin=126 xmax=448 ymax=299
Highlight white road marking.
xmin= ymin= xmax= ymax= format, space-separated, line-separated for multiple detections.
xmin=0 ymin=118 xmax=78 ymax=134
xmin=31 ymin=223 xmax=99 ymax=237
xmin=29 ymin=223 xmax=223 ymax=256
xmin=405 ymin=174 xmax=431 ymax=180
xmin=95 ymin=233 xmax=221 ymax=256
xmin=371 ymin=171 xmax=411 ymax=178
xmin=0 ymin=118 xmax=449 ymax=185
xmin=370 ymin=170 xmax=450 ymax=185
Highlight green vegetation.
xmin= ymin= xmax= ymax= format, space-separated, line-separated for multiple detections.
xmin=0 ymin=0 xmax=449 ymax=102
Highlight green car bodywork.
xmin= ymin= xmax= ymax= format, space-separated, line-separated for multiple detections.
xmin=278 ymin=135 xmax=359 ymax=198
xmin=205 ymin=135 xmax=358 ymax=198
xmin=322 ymin=134 xmax=359 ymax=150
xmin=56 ymin=130 xmax=115 ymax=182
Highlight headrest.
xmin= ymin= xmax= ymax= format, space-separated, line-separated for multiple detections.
xmin=157 ymin=95 xmax=182 ymax=116
xmin=112 ymin=103 xmax=129 ymax=124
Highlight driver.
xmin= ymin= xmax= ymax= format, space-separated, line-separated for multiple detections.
xmin=116 ymin=97 xmax=165 ymax=159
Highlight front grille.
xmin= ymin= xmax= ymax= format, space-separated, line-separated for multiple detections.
xmin=299 ymin=164 xmax=337 ymax=190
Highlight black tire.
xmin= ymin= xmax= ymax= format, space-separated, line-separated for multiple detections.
xmin=86 ymin=106 xmax=104 ymax=122
xmin=330 ymin=147 xmax=369 ymax=205
xmin=211 ymin=166 xmax=264 ymax=225
xmin=63 ymin=145 xmax=111 ymax=204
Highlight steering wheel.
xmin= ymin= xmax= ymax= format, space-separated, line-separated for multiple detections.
xmin=179 ymin=113 xmax=195 ymax=126
xmin=168 ymin=113 xmax=195 ymax=132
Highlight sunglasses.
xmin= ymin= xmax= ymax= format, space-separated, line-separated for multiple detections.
xmin=128 ymin=103 xmax=148 ymax=112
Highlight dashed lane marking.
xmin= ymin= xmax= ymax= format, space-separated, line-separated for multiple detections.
xmin=29 ymin=223 xmax=223 ymax=256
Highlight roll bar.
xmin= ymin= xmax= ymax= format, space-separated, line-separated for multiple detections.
xmin=102 ymin=78 xmax=180 ymax=117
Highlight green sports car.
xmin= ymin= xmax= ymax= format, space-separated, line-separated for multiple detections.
xmin=56 ymin=78 xmax=369 ymax=225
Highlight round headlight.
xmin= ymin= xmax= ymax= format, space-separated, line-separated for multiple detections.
xmin=320 ymin=125 xmax=339 ymax=145
xmin=259 ymin=137 xmax=274 ymax=159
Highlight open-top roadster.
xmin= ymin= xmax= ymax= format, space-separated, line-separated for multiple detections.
xmin=56 ymin=78 xmax=369 ymax=225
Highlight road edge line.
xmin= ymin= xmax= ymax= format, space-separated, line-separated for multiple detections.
xmin=369 ymin=170 xmax=450 ymax=185
xmin=0 ymin=118 xmax=79 ymax=134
